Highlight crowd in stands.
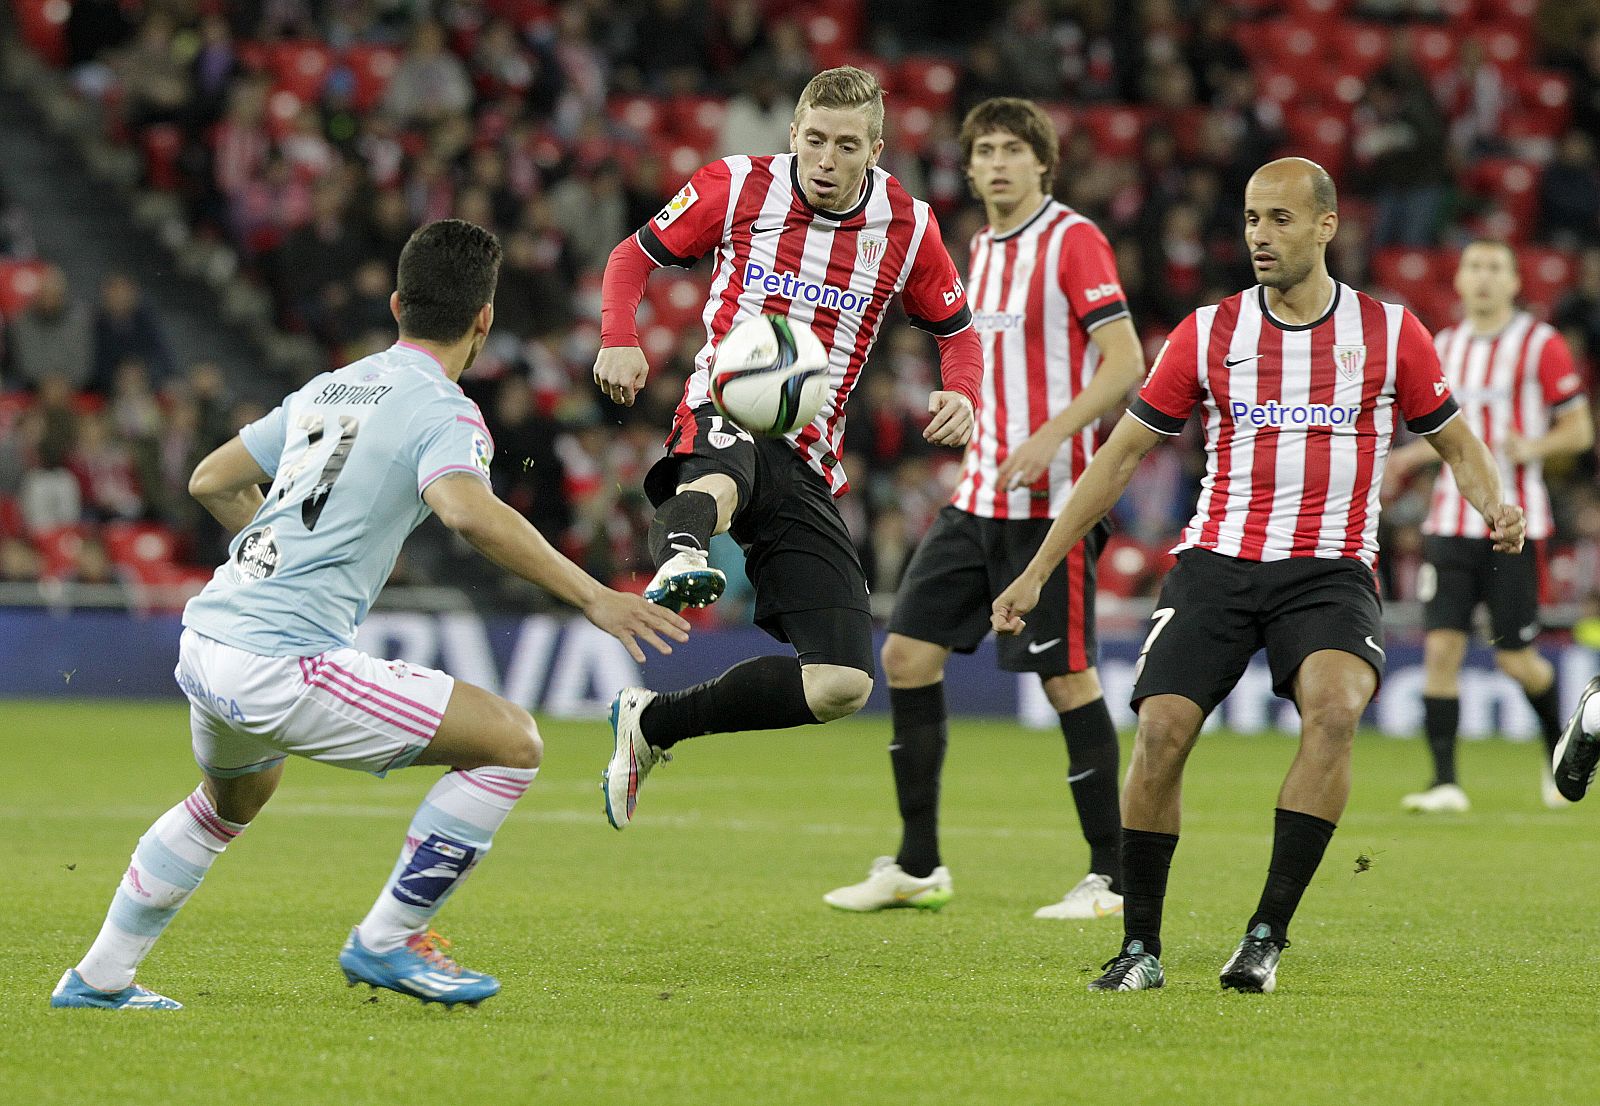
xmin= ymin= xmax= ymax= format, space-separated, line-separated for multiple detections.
xmin=2 ymin=0 xmax=1598 ymax=623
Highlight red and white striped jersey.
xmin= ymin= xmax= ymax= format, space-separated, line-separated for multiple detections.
xmin=1130 ymin=283 xmax=1458 ymax=567
xmin=952 ymin=200 xmax=1129 ymax=519
xmin=1423 ymin=311 xmax=1585 ymax=540
xmin=636 ymin=153 xmax=972 ymax=496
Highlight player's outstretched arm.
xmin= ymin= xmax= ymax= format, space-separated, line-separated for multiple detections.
xmin=424 ymin=473 xmax=690 ymax=662
xmin=1424 ymin=416 xmax=1525 ymax=554
xmin=189 ymin=437 xmax=269 ymax=534
xmin=992 ymin=414 xmax=1162 ymax=635
xmin=996 ymin=316 xmax=1146 ymax=491
xmin=594 ymin=237 xmax=657 ymax=407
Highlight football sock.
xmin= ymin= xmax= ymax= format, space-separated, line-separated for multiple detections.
xmin=647 ymin=490 xmax=719 ymax=567
xmin=1526 ymin=680 xmax=1564 ymax=756
xmin=889 ymin=683 xmax=948 ymax=879
xmin=1119 ymin=828 xmax=1179 ymax=959
xmin=1246 ymin=807 xmax=1337 ymax=943
xmin=75 ymin=786 xmax=245 ymax=992
xmin=641 ymin=654 xmax=819 ymax=751
xmin=1422 ymin=695 xmax=1460 ymax=786
xmin=357 ymin=766 xmax=538 ymax=952
xmin=1058 ymin=699 xmax=1122 ymax=889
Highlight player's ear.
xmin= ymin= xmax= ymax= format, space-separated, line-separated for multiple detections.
xmin=477 ymin=302 xmax=494 ymax=337
xmin=788 ymin=121 xmax=798 ymax=154
xmin=868 ymin=137 xmax=884 ymax=169
xmin=389 ymin=291 xmax=401 ymax=325
xmin=1319 ymin=210 xmax=1338 ymax=244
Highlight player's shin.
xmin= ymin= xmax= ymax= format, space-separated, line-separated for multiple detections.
xmin=1118 ymin=829 xmax=1179 ymax=958
xmin=889 ymin=683 xmax=948 ymax=879
xmin=641 ymin=655 xmax=820 ymax=750
xmin=357 ymin=766 xmax=538 ymax=951
xmin=1059 ymin=700 xmax=1122 ymax=887
xmin=75 ymin=785 xmax=246 ymax=992
xmin=1245 ymin=808 xmax=1336 ymax=943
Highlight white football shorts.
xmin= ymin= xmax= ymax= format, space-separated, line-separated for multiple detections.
xmin=174 ymin=628 xmax=455 ymax=778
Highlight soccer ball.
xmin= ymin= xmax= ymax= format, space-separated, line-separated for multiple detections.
xmin=708 ymin=314 xmax=830 ymax=436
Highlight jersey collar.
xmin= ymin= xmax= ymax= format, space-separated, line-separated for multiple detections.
xmin=989 ymin=198 xmax=1056 ymax=242
xmin=788 ymin=155 xmax=875 ymax=223
xmin=392 ymin=340 xmax=463 ymax=390
xmin=1258 ymin=282 xmax=1341 ymax=332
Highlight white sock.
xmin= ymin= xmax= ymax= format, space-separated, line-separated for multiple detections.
xmin=357 ymin=766 xmax=537 ymax=952
xmin=75 ymin=787 xmax=245 ymax=992
xmin=1584 ymin=694 xmax=1600 ymax=737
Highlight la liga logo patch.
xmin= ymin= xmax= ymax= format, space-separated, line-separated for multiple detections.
xmin=472 ymin=433 xmax=492 ymax=478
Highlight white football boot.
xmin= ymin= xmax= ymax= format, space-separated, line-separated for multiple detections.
xmin=643 ymin=549 xmax=725 ymax=612
xmin=602 ymin=688 xmax=668 ymax=830
xmin=1541 ymin=763 xmax=1572 ymax=809
xmin=1033 ymin=873 xmax=1124 ymax=919
xmin=823 ymin=857 xmax=952 ymax=912
xmin=1400 ymin=782 xmax=1471 ymax=814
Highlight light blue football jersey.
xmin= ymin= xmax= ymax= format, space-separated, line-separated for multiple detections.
xmin=183 ymin=342 xmax=494 ymax=656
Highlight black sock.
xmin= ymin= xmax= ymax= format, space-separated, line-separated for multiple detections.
xmin=1120 ymin=828 xmax=1179 ymax=959
xmin=641 ymin=655 xmax=818 ymax=750
xmin=1527 ymin=680 xmax=1564 ymax=756
xmin=1058 ymin=699 xmax=1121 ymax=889
xmin=889 ymin=683 xmax=948 ymax=878
xmin=1246 ymin=808 xmax=1337 ymax=943
xmin=647 ymin=490 xmax=719 ymax=568
xmin=1423 ymin=695 xmax=1460 ymax=786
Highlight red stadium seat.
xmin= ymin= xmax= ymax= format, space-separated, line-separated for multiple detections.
xmin=1076 ymin=105 xmax=1149 ymax=160
xmin=805 ymin=14 xmax=852 ymax=69
xmin=1282 ymin=109 xmax=1348 ymax=177
xmin=895 ymin=57 xmax=960 ymax=112
xmin=0 ymin=496 xmax=23 ymax=540
xmin=1508 ymin=70 xmax=1573 ymax=144
xmin=140 ymin=124 xmax=184 ymax=192
xmin=645 ymin=274 xmax=710 ymax=332
xmin=608 ymin=94 xmax=661 ymax=138
xmin=666 ymin=96 xmax=727 ymax=151
xmin=267 ymin=41 xmax=335 ymax=101
xmin=14 ymin=0 xmax=68 ymax=68
xmin=1097 ymin=535 xmax=1154 ymax=598
xmin=888 ymin=102 xmax=934 ymax=156
xmin=0 ymin=259 xmax=48 ymax=320
xmin=1468 ymin=158 xmax=1540 ymax=243
xmin=1518 ymin=247 xmax=1578 ymax=319
xmin=101 ymin=522 xmax=181 ymax=569
xmin=33 ymin=525 xmax=88 ymax=581
xmin=264 ymin=88 xmax=304 ymax=141
xmin=1476 ymin=24 xmax=1529 ymax=71
xmin=1410 ymin=26 xmax=1459 ymax=79
xmin=1337 ymin=23 xmax=1389 ymax=76
xmin=1257 ymin=20 xmax=1322 ymax=67
xmin=344 ymin=45 xmax=402 ymax=112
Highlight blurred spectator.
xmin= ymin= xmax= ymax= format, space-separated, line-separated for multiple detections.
xmin=93 ymin=273 xmax=175 ymax=389
xmin=383 ymin=22 xmax=473 ymax=125
xmin=1186 ymin=6 xmax=1249 ymax=106
xmin=1352 ymin=69 xmax=1450 ymax=247
xmin=1435 ymin=37 xmax=1510 ymax=160
xmin=1555 ymin=247 xmax=1600 ymax=363
xmin=19 ymin=390 xmax=80 ymax=533
xmin=0 ymin=182 xmax=37 ymax=259
xmin=547 ymin=161 xmax=627 ymax=273
xmin=717 ymin=70 xmax=793 ymax=159
xmin=70 ymin=413 xmax=142 ymax=522
xmin=275 ymin=181 xmax=371 ymax=331
xmin=1540 ymin=132 xmax=1600 ymax=248
xmin=9 ymin=266 xmax=94 ymax=391
xmin=113 ymin=12 xmax=191 ymax=131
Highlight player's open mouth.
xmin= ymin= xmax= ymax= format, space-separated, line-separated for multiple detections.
xmin=1253 ymin=252 xmax=1277 ymax=267
xmin=810 ymin=177 xmax=835 ymax=192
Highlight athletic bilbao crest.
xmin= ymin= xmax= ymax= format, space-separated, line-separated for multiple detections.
xmin=1334 ymin=344 xmax=1367 ymax=380
xmin=858 ymin=236 xmax=885 ymax=271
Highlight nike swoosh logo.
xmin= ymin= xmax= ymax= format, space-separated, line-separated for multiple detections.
xmin=1067 ymin=769 xmax=1095 ymax=783
xmin=749 ymin=222 xmax=784 ymax=235
xmin=1027 ymin=638 xmax=1062 ymax=654
xmin=1224 ymin=355 xmax=1261 ymax=367
xmin=887 ymin=744 xmax=903 ymax=751
xmin=1093 ymin=900 xmax=1124 ymax=918
xmin=1364 ymin=635 xmax=1386 ymax=658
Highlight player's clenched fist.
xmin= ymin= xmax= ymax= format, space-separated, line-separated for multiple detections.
xmin=991 ymin=572 xmax=1043 ymax=636
xmin=924 ymin=391 xmax=974 ymax=447
xmin=1485 ymin=502 xmax=1526 ymax=555
xmin=594 ymin=346 xmax=651 ymax=407
xmin=583 ymin=589 xmax=692 ymax=663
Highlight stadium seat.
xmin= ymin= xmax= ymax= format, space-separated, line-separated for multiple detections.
xmin=264 ymin=88 xmax=304 ymax=142
xmin=267 ymin=41 xmax=335 ymax=101
xmin=344 ymin=45 xmax=402 ymax=112
xmin=805 ymin=14 xmax=851 ymax=70
xmin=0 ymin=495 xmax=23 ymax=540
xmin=33 ymin=524 xmax=89 ymax=581
xmin=1467 ymin=158 xmax=1540 ymax=243
xmin=895 ymin=57 xmax=960 ymax=112
xmin=1076 ymin=105 xmax=1149 ymax=160
xmin=666 ymin=96 xmax=727 ymax=152
xmin=140 ymin=124 xmax=184 ymax=192
xmin=1518 ymin=246 xmax=1577 ymax=318
xmin=1476 ymin=24 xmax=1530 ymax=71
xmin=1337 ymin=23 xmax=1389 ymax=77
xmin=1282 ymin=109 xmax=1349 ymax=177
xmin=608 ymin=94 xmax=661 ymax=139
xmin=14 ymin=0 xmax=68 ymax=68
xmin=645 ymin=274 xmax=710 ymax=332
xmin=101 ymin=522 xmax=181 ymax=569
xmin=888 ymin=103 xmax=934 ymax=156
xmin=1508 ymin=70 xmax=1573 ymax=145
xmin=1097 ymin=534 xmax=1154 ymax=598
xmin=0 ymin=259 xmax=48 ymax=320
xmin=484 ymin=0 xmax=554 ymax=29
xmin=1411 ymin=26 xmax=1459 ymax=80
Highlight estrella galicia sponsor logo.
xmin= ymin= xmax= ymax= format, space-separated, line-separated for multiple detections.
xmin=1229 ymin=400 xmax=1360 ymax=428
xmin=235 ymin=526 xmax=279 ymax=580
xmin=742 ymin=261 xmax=869 ymax=314
xmin=392 ymin=834 xmax=477 ymax=908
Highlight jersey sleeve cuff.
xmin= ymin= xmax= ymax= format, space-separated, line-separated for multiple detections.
xmin=239 ymin=428 xmax=278 ymax=476
xmin=907 ymin=304 xmax=972 ymax=337
xmin=635 ymin=224 xmax=696 ymax=268
xmin=1127 ymin=396 xmax=1186 ymax=435
xmin=418 ymin=464 xmax=492 ymax=497
xmin=1406 ymin=395 xmax=1460 ymax=435
xmin=1081 ymin=300 xmax=1130 ymax=333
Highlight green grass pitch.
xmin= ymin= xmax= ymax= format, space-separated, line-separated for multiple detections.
xmin=5 ymin=699 xmax=1599 ymax=1105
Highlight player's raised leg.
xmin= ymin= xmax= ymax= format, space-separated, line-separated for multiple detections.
xmin=1494 ymin=645 xmax=1568 ymax=807
xmin=54 ymin=762 xmax=282 ymax=1010
xmin=342 ymin=679 xmax=541 ymax=1007
xmin=1221 ymin=649 xmax=1374 ymax=994
xmin=643 ymin=474 xmax=735 ymax=612
xmin=1551 ymin=675 xmax=1600 ymax=801
xmin=1087 ymin=693 xmax=1201 ymax=991
xmin=824 ymin=634 xmax=954 ymax=911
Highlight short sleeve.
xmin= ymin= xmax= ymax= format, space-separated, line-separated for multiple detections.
xmin=900 ymin=209 xmax=972 ymax=337
xmin=1126 ymin=314 xmax=1202 ymax=435
xmin=1394 ymin=309 xmax=1459 ymax=434
xmin=1535 ymin=328 xmax=1586 ymax=409
xmin=238 ymin=405 xmax=289 ymax=477
xmin=635 ymin=160 xmax=734 ymax=268
xmin=1058 ymin=221 xmax=1129 ymax=333
xmin=415 ymin=404 xmax=495 ymax=498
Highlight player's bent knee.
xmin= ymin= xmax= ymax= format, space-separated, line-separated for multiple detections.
xmin=1042 ymin=669 xmax=1103 ymax=713
xmin=500 ymin=708 xmax=542 ymax=770
xmin=1298 ymin=701 xmax=1362 ymax=746
xmin=1134 ymin=698 xmax=1202 ymax=763
xmin=880 ymin=634 xmax=945 ymax=688
xmin=803 ymin=664 xmax=874 ymax=722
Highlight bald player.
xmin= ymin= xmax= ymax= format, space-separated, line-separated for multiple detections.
xmin=992 ymin=159 xmax=1521 ymax=993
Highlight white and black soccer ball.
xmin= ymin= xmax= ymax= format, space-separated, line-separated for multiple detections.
xmin=708 ymin=314 xmax=830 ymax=436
